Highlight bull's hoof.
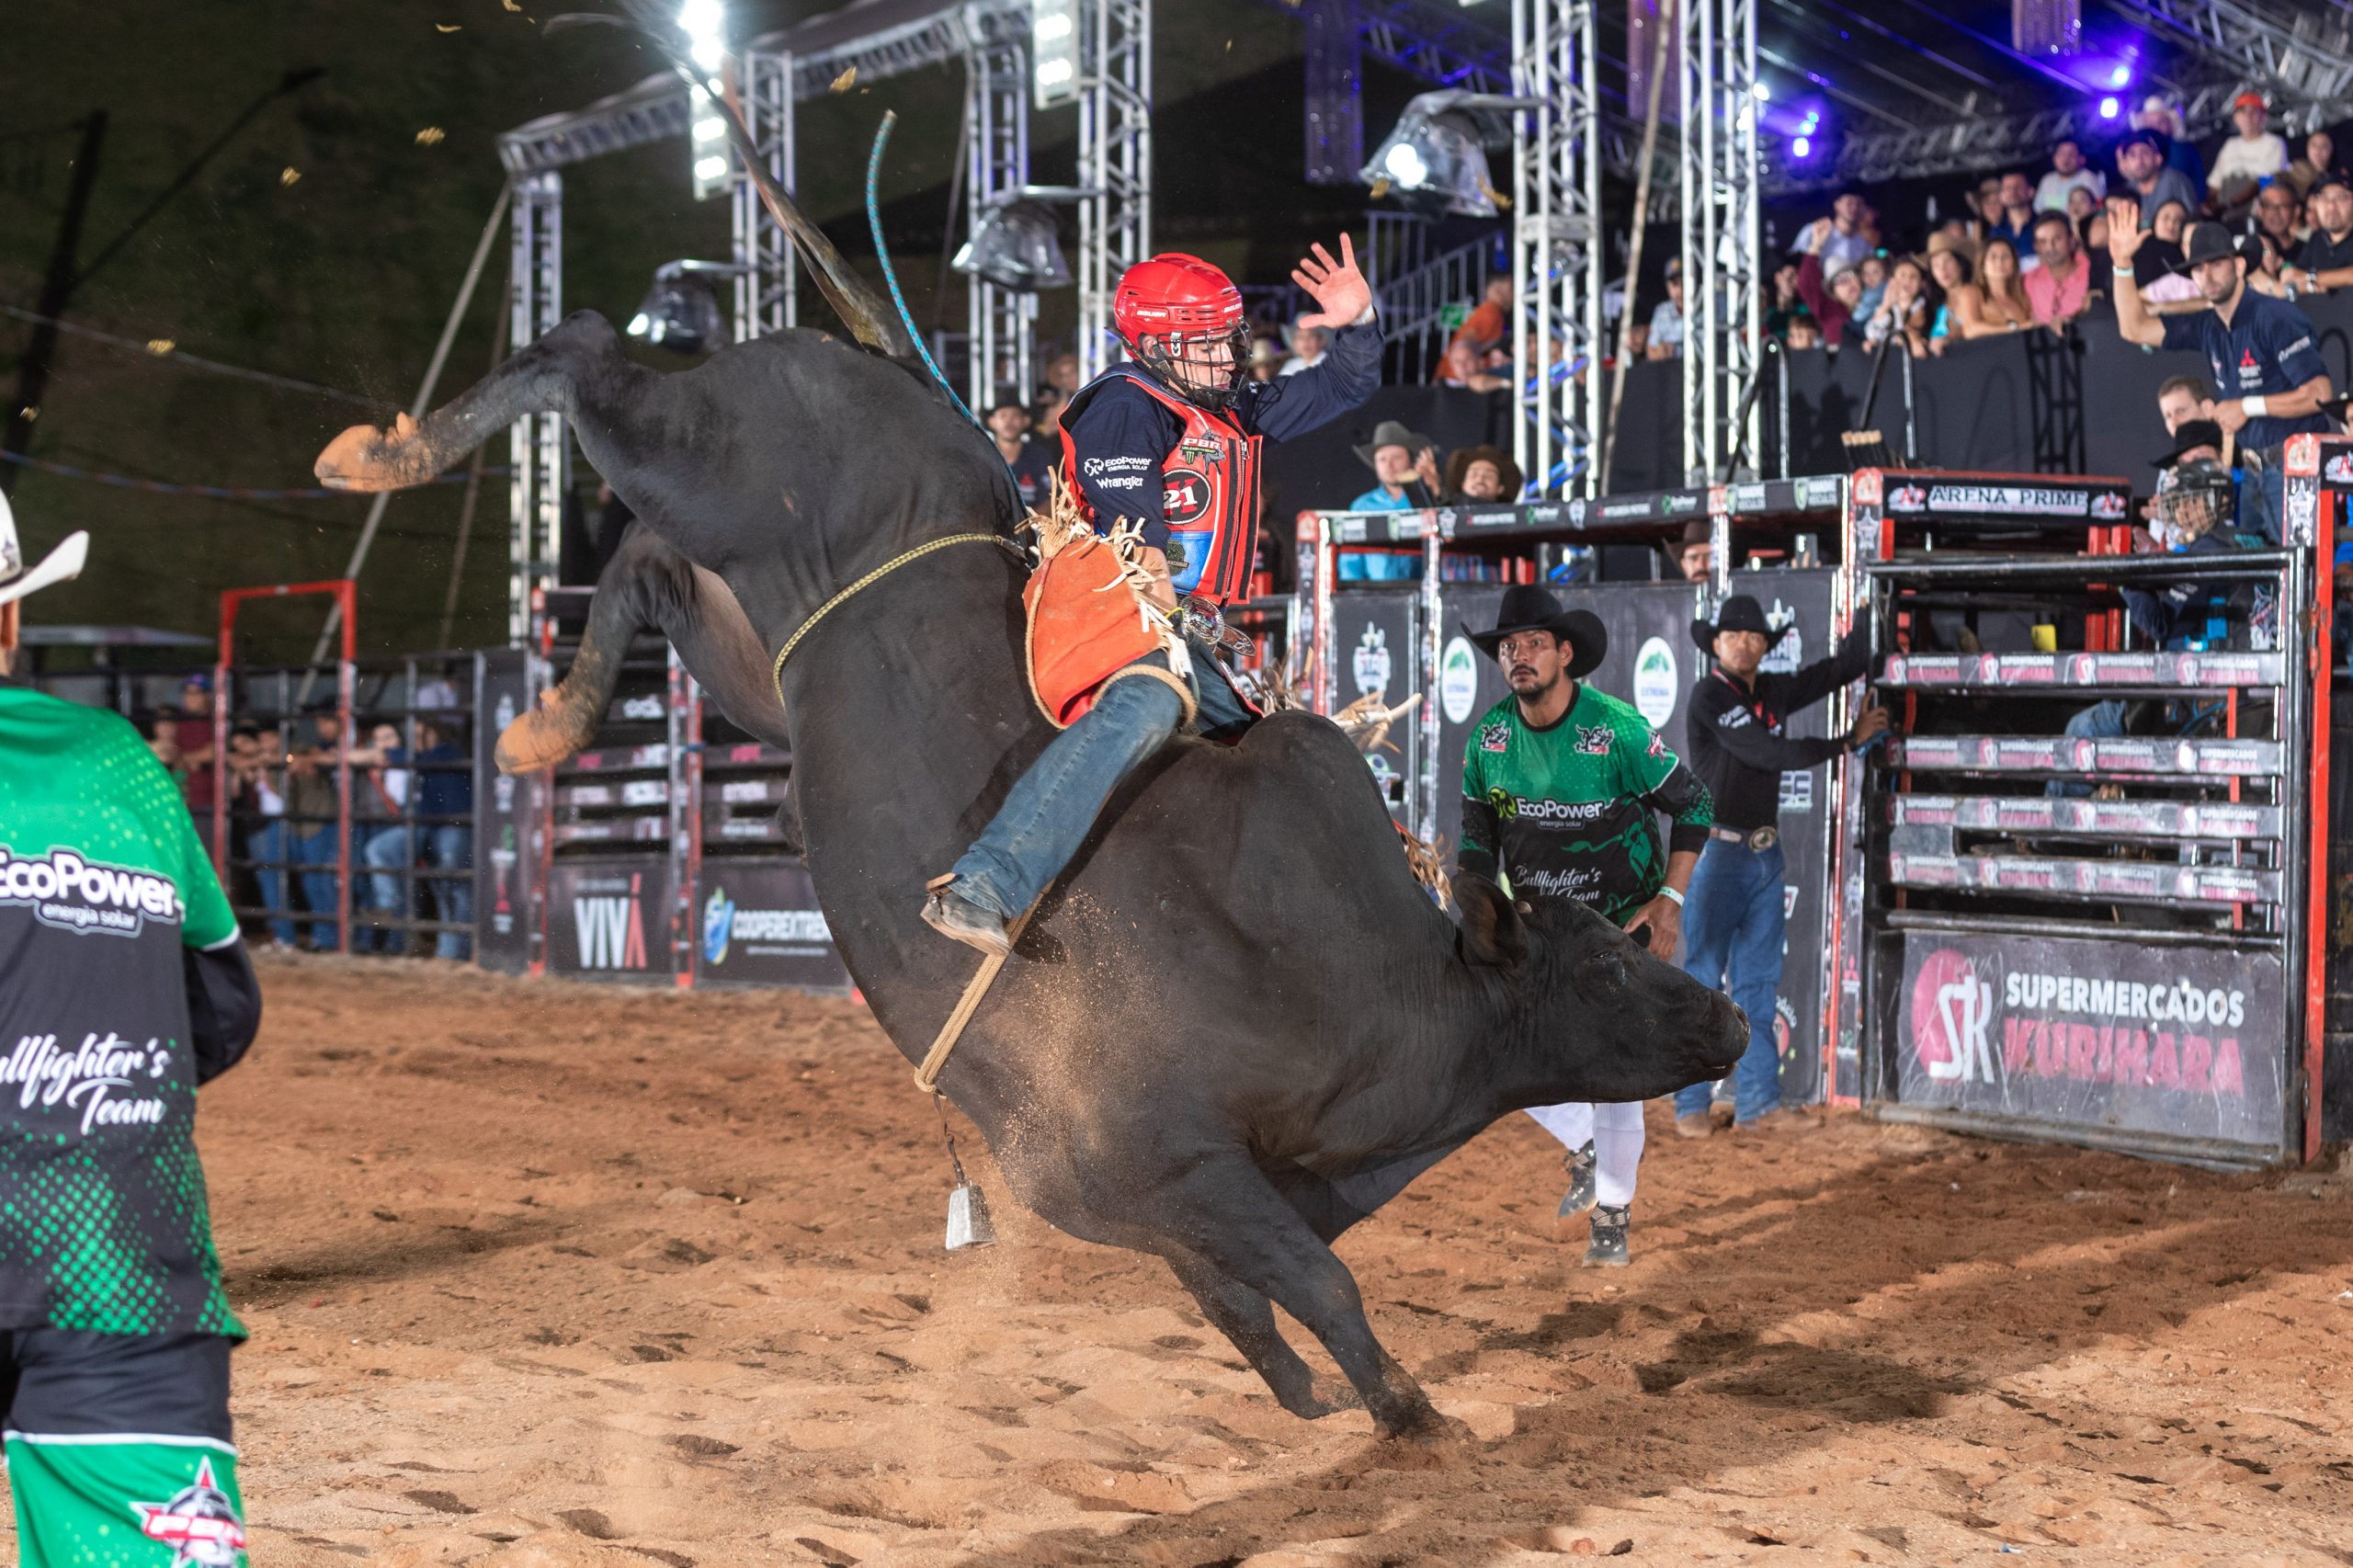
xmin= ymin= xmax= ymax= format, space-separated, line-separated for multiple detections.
xmin=495 ymin=706 xmax=583 ymax=776
xmin=1358 ymin=1408 xmax=1476 ymax=1471
xmin=314 ymin=413 xmax=432 ymax=492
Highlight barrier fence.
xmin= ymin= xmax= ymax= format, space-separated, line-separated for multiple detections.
xmin=1293 ymin=455 xmax=2342 ymax=1166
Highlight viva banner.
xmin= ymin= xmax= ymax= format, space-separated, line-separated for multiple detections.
xmin=549 ymin=859 xmax=677 ymax=980
xmin=1895 ymin=931 xmax=2288 ymax=1151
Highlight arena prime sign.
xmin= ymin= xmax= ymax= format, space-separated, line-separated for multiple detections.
xmin=1895 ymin=931 xmax=2287 ymax=1153
xmin=1427 ymin=572 xmax=1843 ymax=1107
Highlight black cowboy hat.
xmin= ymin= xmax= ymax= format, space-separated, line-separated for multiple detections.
xmin=1691 ymin=593 xmax=1791 ymax=654
xmin=1466 ymin=585 xmax=1608 ymax=677
xmin=1353 ymin=419 xmax=1437 ymax=471
xmin=2152 ymin=418 xmax=2224 ymax=469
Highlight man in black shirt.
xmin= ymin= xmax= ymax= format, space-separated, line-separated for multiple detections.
xmin=2292 ymin=176 xmax=2353 ymax=291
xmin=2109 ymin=211 xmax=2335 ymax=542
xmin=1672 ymin=596 xmax=1886 ymax=1135
xmin=984 ymin=400 xmax=1060 ymax=513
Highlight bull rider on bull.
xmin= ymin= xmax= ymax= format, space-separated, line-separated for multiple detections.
xmin=925 ymin=238 xmax=1384 ymax=953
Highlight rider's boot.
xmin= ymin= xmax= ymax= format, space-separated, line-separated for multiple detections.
xmin=1556 ymin=1140 xmax=1597 ymax=1218
xmin=922 ymin=874 xmax=1012 ymax=959
xmin=1583 ymin=1203 xmax=1631 ymax=1267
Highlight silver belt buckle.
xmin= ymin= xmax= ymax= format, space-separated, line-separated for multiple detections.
xmin=1747 ymin=825 xmax=1779 ymax=851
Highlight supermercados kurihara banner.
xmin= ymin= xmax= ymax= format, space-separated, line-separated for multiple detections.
xmin=1895 ymin=930 xmax=2288 ymax=1153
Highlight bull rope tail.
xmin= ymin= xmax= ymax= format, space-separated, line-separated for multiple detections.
xmin=866 ymin=112 xmax=977 ymax=428
xmin=913 ymin=898 xmax=1041 ymax=1095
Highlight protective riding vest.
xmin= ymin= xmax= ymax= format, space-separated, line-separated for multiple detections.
xmin=1059 ymin=367 xmax=1265 ymax=608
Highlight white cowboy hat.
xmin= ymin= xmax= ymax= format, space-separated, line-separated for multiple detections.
xmin=0 ymin=490 xmax=88 ymax=608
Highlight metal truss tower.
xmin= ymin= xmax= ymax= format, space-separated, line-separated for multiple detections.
xmin=507 ymin=171 xmax=565 ymax=646
xmin=1076 ymin=0 xmax=1152 ymax=381
xmin=965 ymin=27 xmax=1036 ymax=409
xmin=1678 ymin=0 xmax=1759 ymax=484
xmin=1509 ymin=0 xmax=1604 ymax=499
xmin=732 ymin=46 xmax=797 ymax=341
xmin=1302 ymin=0 xmax=1364 ymax=186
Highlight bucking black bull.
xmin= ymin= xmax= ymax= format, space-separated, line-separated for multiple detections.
xmin=314 ymin=235 xmax=1743 ymax=1450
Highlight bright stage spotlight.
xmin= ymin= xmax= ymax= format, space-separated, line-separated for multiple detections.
xmin=627 ymin=261 xmax=730 ymax=355
xmin=2099 ymin=96 xmax=2120 ymax=119
xmin=1359 ymin=91 xmax=1530 ymax=219
xmin=953 ymin=197 xmax=1075 ymax=290
xmin=680 ymin=0 xmax=731 ymax=201
xmin=1033 ymin=0 xmax=1080 ymax=109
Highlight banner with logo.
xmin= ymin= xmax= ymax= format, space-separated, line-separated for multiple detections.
xmin=548 ymin=858 xmax=678 ymax=981
xmin=475 ymin=650 xmax=547 ymax=976
xmin=1893 ymin=930 xmax=2288 ymax=1152
xmin=1428 ymin=571 xmax=1841 ymax=1106
xmin=1324 ymin=587 xmax=1421 ymax=827
xmin=696 ymin=859 xmax=851 ymax=994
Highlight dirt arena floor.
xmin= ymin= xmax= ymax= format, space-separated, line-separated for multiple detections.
xmin=22 ymin=955 xmax=2352 ymax=1566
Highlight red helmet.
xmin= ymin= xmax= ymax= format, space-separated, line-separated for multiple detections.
xmin=1113 ymin=254 xmax=1249 ymax=411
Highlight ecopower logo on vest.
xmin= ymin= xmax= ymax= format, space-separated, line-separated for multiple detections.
xmin=0 ymin=846 xmax=183 ymax=937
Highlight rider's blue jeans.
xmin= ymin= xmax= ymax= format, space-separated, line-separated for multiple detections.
xmin=949 ymin=641 xmax=1251 ymax=921
xmin=1673 ymin=838 xmax=1789 ymax=1125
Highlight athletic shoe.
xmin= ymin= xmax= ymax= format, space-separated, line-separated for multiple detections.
xmin=1583 ymin=1204 xmax=1631 ymax=1267
xmin=1673 ymin=1112 xmax=1713 ymax=1139
xmin=1557 ymin=1140 xmax=1597 ymax=1217
xmin=921 ymin=881 xmax=1012 ymax=959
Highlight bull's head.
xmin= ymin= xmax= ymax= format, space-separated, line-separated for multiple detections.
xmin=1453 ymin=871 xmax=1749 ymax=1106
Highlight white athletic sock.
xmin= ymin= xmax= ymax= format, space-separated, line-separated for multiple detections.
xmin=1590 ymin=1100 xmax=1646 ymax=1209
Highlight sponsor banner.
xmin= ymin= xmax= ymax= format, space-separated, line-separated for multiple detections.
xmin=1882 ymin=651 xmax=2283 ymax=689
xmin=572 ymin=743 xmax=668 ymax=771
xmin=1893 ymin=794 xmax=2280 ymax=840
xmin=698 ymin=860 xmax=850 ymax=993
xmin=1882 ymin=480 xmax=2125 ymax=520
xmin=1893 ymin=734 xmax=2283 ymax=777
xmin=552 ymin=817 xmax=666 ymax=846
xmin=1431 ymin=572 xmax=1839 ymax=1106
xmin=1886 ymin=852 xmax=2280 ymax=904
xmin=1324 ymin=587 xmax=1421 ymax=827
xmin=548 ymin=859 xmax=677 ymax=979
xmin=476 ymin=651 xmax=544 ymax=975
xmin=1333 ymin=512 xmax=1424 ymax=544
xmin=1895 ymin=931 xmax=2287 ymax=1150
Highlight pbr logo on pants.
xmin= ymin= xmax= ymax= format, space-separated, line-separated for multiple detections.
xmin=133 ymin=1457 xmax=246 ymax=1564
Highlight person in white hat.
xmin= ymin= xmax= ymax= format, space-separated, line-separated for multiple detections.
xmin=0 ymin=491 xmax=265 ymax=1565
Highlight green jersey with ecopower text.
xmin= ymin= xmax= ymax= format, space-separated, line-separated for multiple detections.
xmin=0 ymin=686 xmax=244 ymax=1337
xmin=1458 ymin=683 xmax=1714 ymax=925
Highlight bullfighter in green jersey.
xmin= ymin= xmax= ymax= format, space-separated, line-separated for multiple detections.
xmin=0 ymin=492 xmax=262 ymax=1568
xmin=1456 ymin=585 xmax=1713 ymax=1266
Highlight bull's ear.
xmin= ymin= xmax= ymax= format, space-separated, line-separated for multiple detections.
xmin=1452 ymin=872 xmax=1526 ymax=969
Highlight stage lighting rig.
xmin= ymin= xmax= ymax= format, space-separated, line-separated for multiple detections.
xmin=1359 ymin=90 xmax=1532 ymax=219
xmin=953 ymin=190 xmax=1085 ymax=291
xmin=1033 ymin=0 xmax=1080 ymax=109
xmin=682 ymin=0 xmax=731 ymax=200
xmin=627 ymin=260 xmax=745 ymax=354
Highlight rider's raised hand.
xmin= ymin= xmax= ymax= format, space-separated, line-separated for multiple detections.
xmin=1293 ymin=233 xmax=1374 ymax=329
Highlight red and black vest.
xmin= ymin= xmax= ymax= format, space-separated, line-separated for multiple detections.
xmin=1059 ymin=367 xmax=1264 ymax=608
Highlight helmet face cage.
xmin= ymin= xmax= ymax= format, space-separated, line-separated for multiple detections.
xmin=1129 ymin=322 xmax=1253 ymax=413
xmin=2155 ymin=461 xmax=2233 ymax=544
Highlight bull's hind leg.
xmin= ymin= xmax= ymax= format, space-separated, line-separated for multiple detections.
xmin=496 ymin=521 xmax=787 ymax=775
xmin=1164 ymin=1249 xmax=1356 ymax=1420
xmin=1142 ymin=1153 xmax=1445 ymax=1439
xmin=317 ymin=312 xmax=631 ymax=493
